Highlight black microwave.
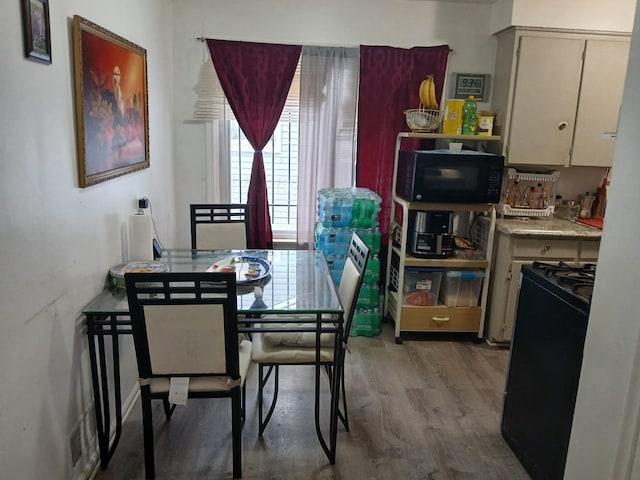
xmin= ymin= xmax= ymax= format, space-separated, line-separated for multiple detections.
xmin=395 ymin=149 xmax=504 ymax=203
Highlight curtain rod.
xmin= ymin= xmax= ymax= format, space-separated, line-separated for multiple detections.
xmin=196 ymin=37 xmax=453 ymax=52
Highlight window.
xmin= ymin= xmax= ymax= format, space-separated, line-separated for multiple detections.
xmin=196 ymin=46 xmax=358 ymax=244
xmin=228 ymin=118 xmax=299 ymax=239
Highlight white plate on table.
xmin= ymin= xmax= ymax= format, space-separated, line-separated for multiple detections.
xmin=206 ymin=256 xmax=271 ymax=284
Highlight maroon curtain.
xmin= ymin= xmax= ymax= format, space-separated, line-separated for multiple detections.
xmin=206 ymin=39 xmax=301 ymax=249
xmin=356 ymin=45 xmax=450 ymax=245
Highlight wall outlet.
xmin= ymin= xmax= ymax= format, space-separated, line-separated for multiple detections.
xmin=138 ymin=197 xmax=149 ymax=209
xmin=69 ymin=424 xmax=82 ymax=467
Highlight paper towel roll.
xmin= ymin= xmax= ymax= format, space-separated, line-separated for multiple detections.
xmin=128 ymin=214 xmax=154 ymax=261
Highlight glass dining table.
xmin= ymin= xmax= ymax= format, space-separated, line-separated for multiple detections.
xmin=83 ymin=249 xmax=345 ymax=471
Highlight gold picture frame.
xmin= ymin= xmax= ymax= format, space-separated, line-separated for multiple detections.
xmin=72 ymin=15 xmax=149 ymax=187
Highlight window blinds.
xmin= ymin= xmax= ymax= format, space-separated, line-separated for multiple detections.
xmin=193 ymin=56 xmax=301 ymax=122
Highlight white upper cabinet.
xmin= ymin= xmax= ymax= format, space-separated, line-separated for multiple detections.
xmin=571 ymin=39 xmax=631 ymax=167
xmin=491 ymin=27 xmax=630 ymax=167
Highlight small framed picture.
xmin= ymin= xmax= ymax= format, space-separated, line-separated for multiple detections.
xmin=21 ymin=0 xmax=52 ymax=64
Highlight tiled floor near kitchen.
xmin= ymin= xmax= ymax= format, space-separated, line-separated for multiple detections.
xmin=92 ymin=320 xmax=529 ymax=479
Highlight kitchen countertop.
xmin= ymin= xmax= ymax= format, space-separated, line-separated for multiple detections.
xmin=492 ymin=216 xmax=602 ymax=238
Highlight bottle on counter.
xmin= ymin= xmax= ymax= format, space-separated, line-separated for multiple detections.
xmin=540 ymin=185 xmax=549 ymax=209
xmin=461 ymin=96 xmax=478 ymax=135
xmin=521 ymin=186 xmax=536 ymax=207
xmin=531 ymin=184 xmax=540 ymax=208
xmin=592 ymin=174 xmax=608 ymax=219
xmin=505 ymin=176 xmax=520 ymax=207
xmin=579 ymin=192 xmax=595 ymax=219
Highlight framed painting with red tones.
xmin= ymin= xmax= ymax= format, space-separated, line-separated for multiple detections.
xmin=72 ymin=15 xmax=149 ymax=187
xmin=21 ymin=0 xmax=52 ymax=63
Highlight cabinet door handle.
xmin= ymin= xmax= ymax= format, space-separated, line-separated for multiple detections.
xmin=544 ymin=243 xmax=551 ymax=251
xmin=558 ymin=121 xmax=568 ymax=131
xmin=432 ymin=316 xmax=450 ymax=322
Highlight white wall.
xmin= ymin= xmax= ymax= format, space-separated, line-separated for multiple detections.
xmin=565 ymin=2 xmax=640 ymax=477
xmin=491 ymin=0 xmax=635 ymax=33
xmin=0 ymin=1 xmax=175 ymax=478
xmin=511 ymin=0 xmax=635 ymax=32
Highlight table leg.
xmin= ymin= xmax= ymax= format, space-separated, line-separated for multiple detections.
xmin=87 ymin=320 xmax=110 ymax=469
xmin=86 ymin=314 xmax=125 ymax=470
xmin=313 ymin=314 xmax=342 ymax=464
xmin=328 ymin=322 xmax=344 ymax=463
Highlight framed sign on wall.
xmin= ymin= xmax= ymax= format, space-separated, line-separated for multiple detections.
xmin=21 ymin=0 xmax=52 ymax=63
xmin=451 ymin=73 xmax=490 ymax=101
xmin=72 ymin=15 xmax=150 ymax=187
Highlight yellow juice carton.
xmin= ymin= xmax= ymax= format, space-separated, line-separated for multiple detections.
xmin=442 ymin=99 xmax=465 ymax=135
xmin=477 ymin=111 xmax=495 ymax=136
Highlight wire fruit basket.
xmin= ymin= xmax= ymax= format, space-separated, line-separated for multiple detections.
xmin=404 ymin=108 xmax=443 ymax=132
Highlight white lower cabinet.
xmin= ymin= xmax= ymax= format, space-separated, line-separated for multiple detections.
xmin=485 ymin=232 xmax=600 ymax=344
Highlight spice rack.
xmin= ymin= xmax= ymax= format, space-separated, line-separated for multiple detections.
xmin=497 ymin=168 xmax=560 ymax=217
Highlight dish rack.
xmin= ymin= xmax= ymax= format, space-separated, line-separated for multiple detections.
xmin=497 ymin=168 xmax=560 ymax=217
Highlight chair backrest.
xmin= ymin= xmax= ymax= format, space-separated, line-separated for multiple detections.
xmin=125 ymin=272 xmax=240 ymax=382
xmin=190 ymin=204 xmax=250 ymax=250
xmin=338 ymin=232 xmax=370 ymax=342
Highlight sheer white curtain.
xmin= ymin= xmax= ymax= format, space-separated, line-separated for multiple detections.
xmin=297 ymin=46 xmax=360 ymax=249
xmin=194 ymin=56 xmax=231 ymax=204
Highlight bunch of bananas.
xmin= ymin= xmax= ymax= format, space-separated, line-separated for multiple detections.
xmin=419 ymin=75 xmax=439 ymax=110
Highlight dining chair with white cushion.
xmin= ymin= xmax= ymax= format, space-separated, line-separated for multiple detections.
xmin=124 ymin=271 xmax=251 ymax=479
xmin=190 ymin=203 xmax=250 ymax=250
xmin=250 ymin=232 xmax=370 ymax=435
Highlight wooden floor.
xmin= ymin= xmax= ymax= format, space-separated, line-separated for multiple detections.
xmin=92 ymin=320 xmax=529 ymax=480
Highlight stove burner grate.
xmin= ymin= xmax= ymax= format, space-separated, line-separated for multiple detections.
xmin=531 ymin=261 xmax=596 ymax=301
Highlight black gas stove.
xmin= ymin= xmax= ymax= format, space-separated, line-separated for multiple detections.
xmin=527 ymin=261 xmax=596 ymax=312
xmin=502 ymin=261 xmax=595 ymax=480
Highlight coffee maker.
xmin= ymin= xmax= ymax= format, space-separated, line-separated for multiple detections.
xmin=408 ymin=211 xmax=453 ymax=258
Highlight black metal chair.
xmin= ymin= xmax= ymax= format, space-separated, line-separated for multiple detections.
xmin=190 ymin=203 xmax=250 ymax=250
xmin=124 ymin=271 xmax=251 ymax=479
xmin=250 ymin=232 xmax=370 ymax=434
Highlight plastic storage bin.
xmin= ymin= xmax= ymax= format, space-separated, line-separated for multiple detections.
xmin=441 ymin=269 xmax=485 ymax=307
xmin=403 ymin=267 xmax=443 ymax=306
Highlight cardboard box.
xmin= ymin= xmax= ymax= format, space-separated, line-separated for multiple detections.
xmin=477 ymin=111 xmax=495 ymax=136
xmin=442 ymin=99 xmax=465 ymax=135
